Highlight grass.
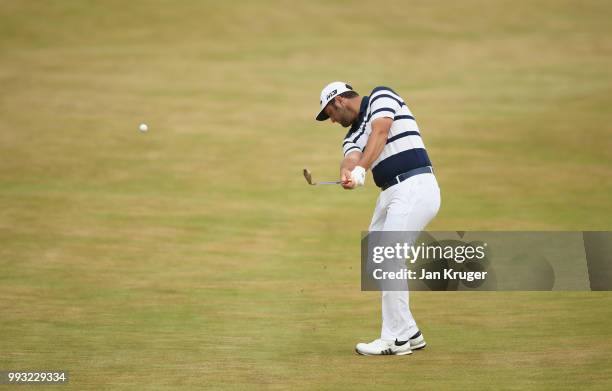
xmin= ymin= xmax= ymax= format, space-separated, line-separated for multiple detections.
xmin=1 ymin=0 xmax=611 ymax=389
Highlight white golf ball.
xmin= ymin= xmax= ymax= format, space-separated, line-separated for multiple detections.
xmin=139 ymin=123 xmax=148 ymax=132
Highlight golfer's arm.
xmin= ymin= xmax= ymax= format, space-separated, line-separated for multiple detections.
xmin=341 ymin=151 xmax=361 ymax=173
xmin=357 ymin=117 xmax=393 ymax=170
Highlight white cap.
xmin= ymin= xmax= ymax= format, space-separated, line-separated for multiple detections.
xmin=315 ymin=81 xmax=354 ymax=121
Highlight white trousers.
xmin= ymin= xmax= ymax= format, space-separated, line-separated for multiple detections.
xmin=368 ymin=172 xmax=441 ymax=341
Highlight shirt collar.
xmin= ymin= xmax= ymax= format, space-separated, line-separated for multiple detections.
xmin=348 ymin=96 xmax=369 ymax=134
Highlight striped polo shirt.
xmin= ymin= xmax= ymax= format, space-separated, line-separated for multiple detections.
xmin=342 ymin=86 xmax=432 ymax=188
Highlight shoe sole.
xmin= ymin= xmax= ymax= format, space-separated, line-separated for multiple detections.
xmin=355 ymin=349 xmax=413 ymax=356
xmin=411 ymin=342 xmax=427 ymax=350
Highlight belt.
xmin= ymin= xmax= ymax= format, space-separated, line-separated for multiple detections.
xmin=380 ymin=166 xmax=434 ymax=191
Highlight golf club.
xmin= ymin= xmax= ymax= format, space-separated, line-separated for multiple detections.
xmin=303 ymin=168 xmax=342 ymax=186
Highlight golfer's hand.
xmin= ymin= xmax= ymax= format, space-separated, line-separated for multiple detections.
xmin=350 ymin=166 xmax=366 ymax=187
xmin=341 ymin=169 xmax=356 ymax=190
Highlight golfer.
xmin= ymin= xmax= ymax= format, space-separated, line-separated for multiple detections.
xmin=316 ymin=81 xmax=441 ymax=356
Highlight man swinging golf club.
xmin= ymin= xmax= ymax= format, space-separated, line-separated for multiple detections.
xmin=315 ymin=81 xmax=441 ymax=356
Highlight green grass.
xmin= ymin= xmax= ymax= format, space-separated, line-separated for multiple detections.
xmin=1 ymin=0 xmax=611 ymax=389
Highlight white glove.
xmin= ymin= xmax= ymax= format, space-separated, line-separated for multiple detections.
xmin=350 ymin=166 xmax=366 ymax=187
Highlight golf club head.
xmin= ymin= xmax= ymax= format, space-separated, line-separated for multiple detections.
xmin=303 ymin=168 xmax=315 ymax=185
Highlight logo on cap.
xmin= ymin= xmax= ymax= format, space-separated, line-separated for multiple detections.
xmin=326 ymin=89 xmax=338 ymax=101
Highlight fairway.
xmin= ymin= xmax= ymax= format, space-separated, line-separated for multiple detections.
xmin=1 ymin=1 xmax=611 ymax=389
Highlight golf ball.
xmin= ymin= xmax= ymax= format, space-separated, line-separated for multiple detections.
xmin=139 ymin=123 xmax=148 ymax=132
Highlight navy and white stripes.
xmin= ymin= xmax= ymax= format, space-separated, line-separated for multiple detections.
xmin=342 ymin=86 xmax=432 ymax=188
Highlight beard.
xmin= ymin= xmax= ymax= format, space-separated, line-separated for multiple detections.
xmin=332 ymin=104 xmax=356 ymax=127
xmin=339 ymin=116 xmax=353 ymax=127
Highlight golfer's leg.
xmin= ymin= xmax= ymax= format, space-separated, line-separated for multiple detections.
xmin=364 ymin=192 xmax=388 ymax=286
xmin=368 ymin=192 xmax=387 ymax=231
xmin=380 ymin=175 xmax=441 ymax=341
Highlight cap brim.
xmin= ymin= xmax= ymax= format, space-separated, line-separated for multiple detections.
xmin=316 ymin=102 xmax=331 ymax=121
xmin=316 ymin=110 xmax=329 ymax=121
